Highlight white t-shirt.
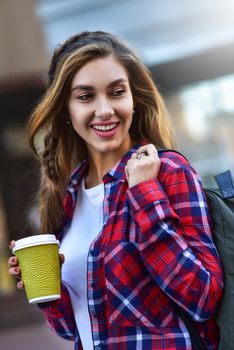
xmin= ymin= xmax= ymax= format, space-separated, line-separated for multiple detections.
xmin=60 ymin=178 xmax=104 ymax=350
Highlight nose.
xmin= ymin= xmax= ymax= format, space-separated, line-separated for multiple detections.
xmin=94 ymin=96 xmax=114 ymax=119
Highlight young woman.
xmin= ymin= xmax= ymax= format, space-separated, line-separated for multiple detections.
xmin=9 ymin=31 xmax=223 ymax=350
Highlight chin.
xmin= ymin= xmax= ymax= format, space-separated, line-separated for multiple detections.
xmin=98 ymin=140 xmax=124 ymax=154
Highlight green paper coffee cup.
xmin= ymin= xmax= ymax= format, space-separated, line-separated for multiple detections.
xmin=13 ymin=234 xmax=61 ymax=304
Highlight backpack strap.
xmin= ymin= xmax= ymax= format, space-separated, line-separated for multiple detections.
xmin=157 ymin=148 xmax=189 ymax=163
xmin=214 ymin=170 xmax=234 ymax=199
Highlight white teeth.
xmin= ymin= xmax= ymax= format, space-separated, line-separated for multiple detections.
xmin=93 ymin=123 xmax=117 ymax=131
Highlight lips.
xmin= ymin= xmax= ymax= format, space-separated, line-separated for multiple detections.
xmin=91 ymin=122 xmax=119 ymax=138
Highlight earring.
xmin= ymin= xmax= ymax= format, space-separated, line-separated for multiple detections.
xmin=133 ymin=110 xmax=135 ymax=114
xmin=66 ymin=119 xmax=71 ymax=125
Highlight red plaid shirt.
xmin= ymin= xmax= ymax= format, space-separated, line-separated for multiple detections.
xmin=38 ymin=144 xmax=223 ymax=350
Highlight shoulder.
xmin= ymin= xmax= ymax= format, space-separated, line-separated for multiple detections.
xmin=158 ymin=149 xmax=201 ymax=183
xmin=158 ymin=149 xmax=191 ymax=170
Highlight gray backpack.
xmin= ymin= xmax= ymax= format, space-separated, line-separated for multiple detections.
xmin=159 ymin=150 xmax=234 ymax=349
xmin=205 ymin=170 xmax=234 ymax=350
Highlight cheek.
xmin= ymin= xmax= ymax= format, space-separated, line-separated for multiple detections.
xmin=126 ymin=96 xmax=134 ymax=117
xmin=69 ymin=104 xmax=86 ymax=126
xmin=69 ymin=100 xmax=78 ymax=114
xmin=120 ymin=97 xmax=134 ymax=119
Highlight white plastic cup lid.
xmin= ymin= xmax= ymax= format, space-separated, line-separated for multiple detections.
xmin=12 ymin=234 xmax=60 ymax=253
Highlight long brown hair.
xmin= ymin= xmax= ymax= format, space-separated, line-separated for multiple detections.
xmin=27 ymin=31 xmax=176 ymax=233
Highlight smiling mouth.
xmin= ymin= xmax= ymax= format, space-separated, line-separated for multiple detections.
xmin=91 ymin=123 xmax=119 ymax=132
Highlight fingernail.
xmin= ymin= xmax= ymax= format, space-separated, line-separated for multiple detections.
xmin=9 ymin=241 xmax=15 ymax=250
xmin=14 ymin=267 xmax=19 ymax=273
xmin=18 ymin=281 xmax=23 ymax=288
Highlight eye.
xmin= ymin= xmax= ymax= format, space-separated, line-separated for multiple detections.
xmin=76 ymin=93 xmax=94 ymax=101
xmin=111 ymin=89 xmax=126 ymax=97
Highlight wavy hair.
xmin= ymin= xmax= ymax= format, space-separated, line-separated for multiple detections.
xmin=27 ymin=31 xmax=176 ymax=233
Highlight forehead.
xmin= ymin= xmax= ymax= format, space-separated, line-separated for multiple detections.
xmin=71 ymin=55 xmax=129 ymax=86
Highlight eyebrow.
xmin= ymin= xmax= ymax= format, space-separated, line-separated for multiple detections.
xmin=71 ymin=78 xmax=128 ymax=92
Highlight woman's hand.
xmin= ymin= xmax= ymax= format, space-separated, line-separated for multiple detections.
xmin=125 ymin=144 xmax=161 ymax=188
xmin=8 ymin=240 xmax=65 ymax=290
xmin=8 ymin=241 xmax=24 ymax=289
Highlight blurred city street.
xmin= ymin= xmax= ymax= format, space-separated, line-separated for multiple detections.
xmin=0 ymin=321 xmax=74 ymax=350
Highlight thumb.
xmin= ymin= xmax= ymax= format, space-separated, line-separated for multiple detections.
xmin=125 ymin=166 xmax=129 ymax=182
xmin=59 ymin=253 xmax=65 ymax=265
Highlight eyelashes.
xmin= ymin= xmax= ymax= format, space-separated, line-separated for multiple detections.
xmin=76 ymin=94 xmax=93 ymax=101
xmin=74 ymin=89 xmax=126 ymax=102
xmin=111 ymin=89 xmax=126 ymax=97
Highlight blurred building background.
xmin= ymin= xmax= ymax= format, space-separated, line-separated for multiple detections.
xmin=0 ymin=0 xmax=234 ymax=349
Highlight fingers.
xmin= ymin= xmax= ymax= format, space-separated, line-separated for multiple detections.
xmin=9 ymin=240 xmax=16 ymax=251
xmin=8 ymin=242 xmax=19 ymax=275
xmin=131 ymin=150 xmax=147 ymax=160
xmin=131 ymin=152 xmax=137 ymax=159
xmin=8 ymin=255 xmax=18 ymax=267
xmin=8 ymin=266 xmax=21 ymax=278
xmin=8 ymin=256 xmax=21 ymax=279
xmin=17 ymin=280 xmax=24 ymax=289
xmin=130 ymin=144 xmax=158 ymax=161
xmin=8 ymin=242 xmax=23 ymax=289
xmin=136 ymin=144 xmax=158 ymax=158
xmin=8 ymin=262 xmax=24 ymax=289
xmin=126 ymin=144 xmax=161 ymax=188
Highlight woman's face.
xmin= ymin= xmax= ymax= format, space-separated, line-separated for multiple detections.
xmin=68 ymin=55 xmax=134 ymax=159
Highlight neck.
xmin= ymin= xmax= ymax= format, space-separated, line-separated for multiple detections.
xmin=85 ymin=155 xmax=114 ymax=188
xmin=85 ymin=138 xmax=135 ymax=188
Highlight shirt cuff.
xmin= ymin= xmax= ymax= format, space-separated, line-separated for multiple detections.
xmin=37 ymin=283 xmax=71 ymax=318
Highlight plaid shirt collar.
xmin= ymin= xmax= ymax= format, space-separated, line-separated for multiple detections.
xmin=67 ymin=142 xmax=141 ymax=192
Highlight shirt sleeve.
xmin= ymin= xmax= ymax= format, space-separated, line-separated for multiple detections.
xmin=126 ymin=155 xmax=224 ymax=322
xmin=37 ymin=282 xmax=76 ymax=340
